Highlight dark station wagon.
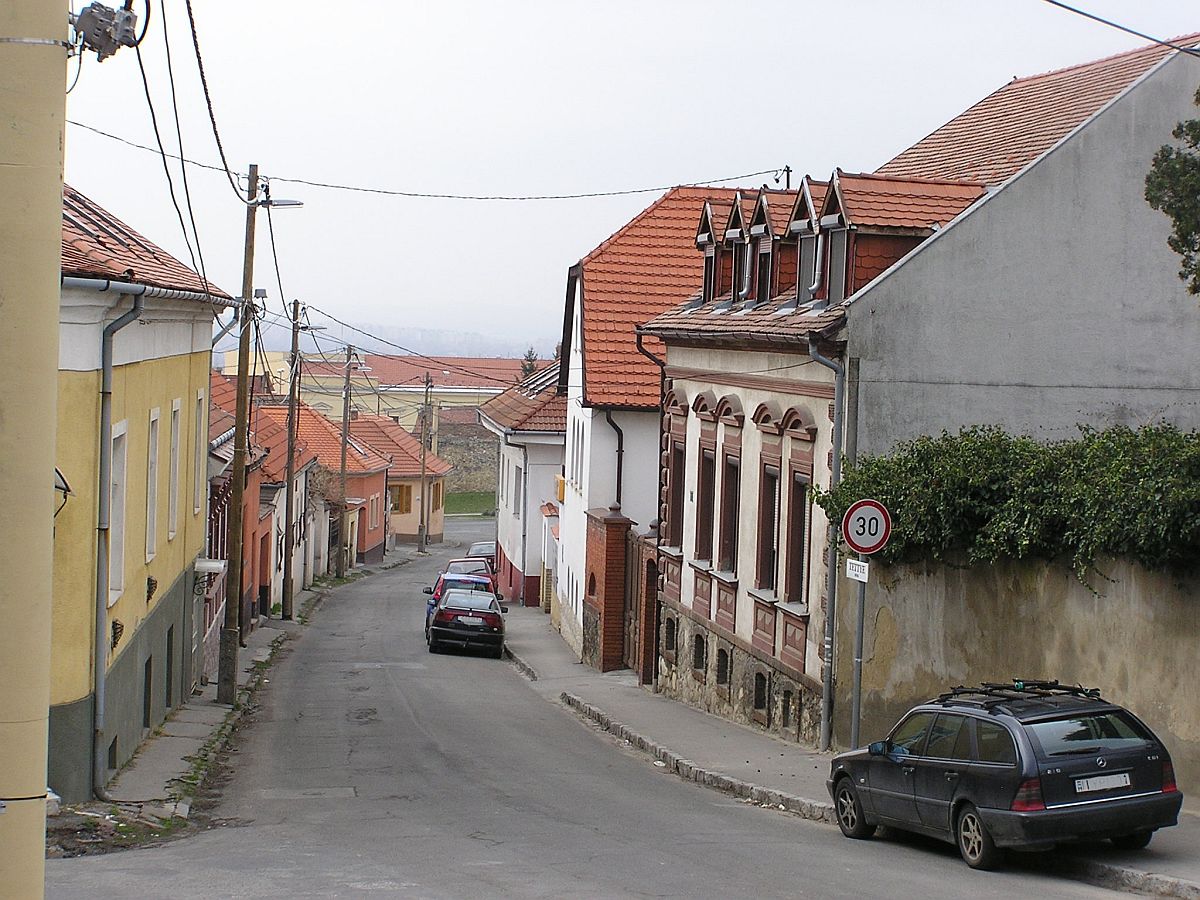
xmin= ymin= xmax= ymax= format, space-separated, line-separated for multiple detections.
xmin=828 ymin=680 xmax=1183 ymax=869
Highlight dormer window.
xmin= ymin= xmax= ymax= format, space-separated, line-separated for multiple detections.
xmin=730 ymin=243 xmax=746 ymax=300
xmin=702 ymin=249 xmax=716 ymax=303
xmin=797 ymin=233 xmax=817 ymax=302
xmin=826 ymin=228 xmax=848 ymax=302
xmin=754 ymin=240 xmax=772 ymax=304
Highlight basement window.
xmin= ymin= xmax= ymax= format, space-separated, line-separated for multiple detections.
xmin=716 ymin=648 xmax=730 ymax=685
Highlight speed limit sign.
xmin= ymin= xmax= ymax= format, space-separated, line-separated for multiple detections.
xmin=841 ymin=499 xmax=891 ymax=555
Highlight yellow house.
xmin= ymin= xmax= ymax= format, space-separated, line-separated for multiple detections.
xmin=50 ymin=186 xmax=234 ymax=801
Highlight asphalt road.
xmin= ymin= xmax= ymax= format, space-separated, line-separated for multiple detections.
xmin=45 ymin=520 xmax=1120 ymax=899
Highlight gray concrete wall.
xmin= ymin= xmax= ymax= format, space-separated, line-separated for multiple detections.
xmin=847 ymin=52 xmax=1200 ymax=456
xmin=48 ymin=568 xmax=194 ymax=802
xmin=833 ymin=557 xmax=1200 ymax=796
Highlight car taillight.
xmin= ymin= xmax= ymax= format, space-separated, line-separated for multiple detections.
xmin=1011 ymin=777 xmax=1046 ymax=812
xmin=481 ymin=612 xmax=501 ymax=628
xmin=1163 ymin=760 xmax=1178 ymax=793
xmin=434 ymin=610 xmax=457 ymax=625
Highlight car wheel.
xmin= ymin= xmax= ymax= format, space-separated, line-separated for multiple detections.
xmin=956 ymin=803 xmax=1000 ymax=870
xmin=1111 ymin=830 xmax=1153 ymax=850
xmin=491 ymin=644 xmax=505 ymax=660
xmin=427 ymin=636 xmax=439 ymax=654
xmin=834 ymin=777 xmax=876 ymax=839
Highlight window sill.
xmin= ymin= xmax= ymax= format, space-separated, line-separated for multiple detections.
xmin=779 ymin=600 xmax=810 ymax=618
xmin=748 ymin=588 xmax=778 ymax=605
xmin=659 ymin=545 xmax=683 ymax=561
xmin=688 ymin=559 xmax=712 ymax=574
xmin=709 ymin=569 xmax=738 ymax=588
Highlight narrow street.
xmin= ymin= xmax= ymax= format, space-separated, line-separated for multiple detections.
xmin=46 ymin=521 xmax=1121 ymax=899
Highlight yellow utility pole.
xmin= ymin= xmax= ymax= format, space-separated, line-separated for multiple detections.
xmin=336 ymin=346 xmax=353 ymax=578
xmin=0 ymin=2 xmax=66 ymax=894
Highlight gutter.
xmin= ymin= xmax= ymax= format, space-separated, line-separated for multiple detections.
xmin=635 ymin=330 xmax=668 ymax=684
xmin=93 ymin=291 xmax=146 ymax=800
xmin=62 ymin=275 xmax=238 ymax=307
xmin=807 ymin=333 xmax=845 ymax=753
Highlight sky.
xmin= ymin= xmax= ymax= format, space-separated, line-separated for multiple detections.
xmin=63 ymin=0 xmax=1198 ymax=359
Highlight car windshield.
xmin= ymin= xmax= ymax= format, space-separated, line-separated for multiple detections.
xmin=1027 ymin=711 xmax=1153 ymax=756
xmin=448 ymin=560 xmax=488 ymax=575
xmin=442 ymin=592 xmax=497 ymax=611
xmin=469 ymin=543 xmax=494 ymax=556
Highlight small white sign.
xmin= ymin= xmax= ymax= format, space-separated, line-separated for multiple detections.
xmin=846 ymin=559 xmax=869 ymax=583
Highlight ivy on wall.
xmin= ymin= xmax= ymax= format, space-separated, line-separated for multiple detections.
xmin=814 ymin=424 xmax=1200 ymax=579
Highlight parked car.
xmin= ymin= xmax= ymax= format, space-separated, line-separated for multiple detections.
xmin=828 ymin=680 xmax=1183 ymax=870
xmin=427 ymin=588 xmax=508 ymax=658
xmin=445 ymin=556 xmax=498 ymax=592
xmin=423 ymin=573 xmax=496 ymax=631
xmin=467 ymin=540 xmax=496 ymax=568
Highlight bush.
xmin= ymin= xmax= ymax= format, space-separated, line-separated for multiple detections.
xmin=815 ymin=424 xmax=1200 ymax=579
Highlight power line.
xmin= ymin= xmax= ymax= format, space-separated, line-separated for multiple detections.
xmin=1038 ymin=0 xmax=1200 ymax=57
xmin=64 ymin=120 xmax=780 ymax=203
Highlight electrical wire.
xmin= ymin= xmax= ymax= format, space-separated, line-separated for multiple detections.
xmin=65 ymin=37 xmax=85 ymax=94
xmin=182 ymin=0 xmax=252 ymax=205
xmin=263 ymin=191 xmax=292 ymax=321
xmin=1038 ymin=0 xmax=1200 ymax=57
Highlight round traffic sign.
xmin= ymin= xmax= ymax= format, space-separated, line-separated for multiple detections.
xmin=841 ymin=499 xmax=891 ymax=555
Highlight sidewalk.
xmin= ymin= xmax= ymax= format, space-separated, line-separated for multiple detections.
xmin=502 ymin=605 xmax=1200 ymax=899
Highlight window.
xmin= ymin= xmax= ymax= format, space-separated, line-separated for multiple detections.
xmin=731 ymin=243 xmax=746 ymax=298
xmin=702 ymin=250 xmax=715 ymax=303
xmin=756 ymin=464 xmax=780 ymax=590
xmin=889 ymin=712 xmax=936 ymax=756
xmin=663 ymin=617 xmax=676 ymax=653
xmin=513 ymin=466 xmax=523 ymax=517
xmin=370 ymin=494 xmax=379 ymax=529
xmin=392 ymin=484 xmax=412 ymax=514
xmin=432 ymin=481 xmax=443 ymax=512
xmin=797 ymin=234 xmax=817 ymax=301
xmin=925 ymin=714 xmax=971 ymax=760
xmin=692 ymin=634 xmax=706 ymax=671
xmin=168 ymin=400 xmax=180 ymax=539
xmin=146 ymin=408 xmax=160 ymax=561
xmin=827 ymin=228 xmax=848 ymax=302
xmin=1027 ymin=711 xmax=1152 ymax=756
xmin=717 ymin=454 xmax=740 ymax=572
xmin=785 ymin=472 xmax=810 ymax=603
xmin=782 ymin=690 xmax=793 ymax=728
xmin=666 ymin=442 xmax=685 ymax=547
xmin=755 ymin=245 xmax=771 ymax=303
xmin=976 ymin=721 xmax=1017 ymax=764
xmin=716 ymin=648 xmax=730 ymax=684
xmin=694 ymin=448 xmax=715 ymax=560
xmin=193 ymin=391 xmax=204 ymax=514
xmin=753 ymin=672 xmax=767 ymax=710
xmin=110 ymin=423 xmax=128 ymax=603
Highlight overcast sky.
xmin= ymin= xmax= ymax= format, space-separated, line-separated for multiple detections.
xmin=64 ymin=1 xmax=1197 ymax=358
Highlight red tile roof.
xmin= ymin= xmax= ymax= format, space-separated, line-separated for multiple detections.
xmin=759 ymin=189 xmax=799 ymax=236
xmin=256 ymin=404 xmax=390 ymax=476
xmin=479 ymin=362 xmax=567 ymax=433
xmin=62 ymin=185 xmax=232 ymax=300
xmin=346 ymin=411 xmax=451 ymax=478
xmin=640 ymin=285 xmax=845 ymax=346
xmin=247 ymin=404 xmax=319 ymax=483
xmin=577 ymin=186 xmax=740 ymax=407
xmin=438 ymin=407 xmax=482 ymax=426
xmin=302 ymin=354 xmax=526 ymax=390
xmin=876 ymin=36 xmax=1200 ymax=185
xmin=834 ymin=172 xmax=985 ymax=230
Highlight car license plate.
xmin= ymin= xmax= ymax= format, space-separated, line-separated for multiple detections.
xmin=1075 ymin=773 xmax=1130 ymax=793
xmin=459 ymin=616 xmax=483 ymax=626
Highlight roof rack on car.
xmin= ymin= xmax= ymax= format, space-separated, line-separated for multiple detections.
xmin=936 ymin=679 xmax=1104 ymax=708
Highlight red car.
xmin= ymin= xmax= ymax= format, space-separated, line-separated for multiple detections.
xmin=444 ymin=557 xmax=498 ymax=593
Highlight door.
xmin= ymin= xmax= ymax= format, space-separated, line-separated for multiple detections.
xmin=913 ymin=713 xmax=972 ymax=831
xmin=867 ymin=711 xmax=934 ymax=824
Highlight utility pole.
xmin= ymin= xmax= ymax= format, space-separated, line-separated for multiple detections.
xmin=417 ymin=372 xmax=432 ymax=553
xmin=218 ymin=164 xmax=259 ymax=705
xmin=281 ymin=298 xmax=300 ymax=619
xmin=336 ymin=345 xmax=353 ymax=577
xmin=0 ymin=2 xmax=65 ymax=893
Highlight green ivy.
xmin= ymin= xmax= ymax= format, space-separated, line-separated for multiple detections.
xmin=814 ymin=424 xmax=1200 ymax=580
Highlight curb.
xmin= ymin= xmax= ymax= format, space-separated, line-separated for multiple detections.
xmin=504 ymin=646 xmax=538 ymax=681
xmin=560 ymin=691 xmax=834 ymax=825
xmin=1034 ymin=857 xmax=1200 ymax=900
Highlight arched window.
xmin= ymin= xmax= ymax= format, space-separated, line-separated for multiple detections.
xmin=587 ymin=572 xmax=596 ymax=597
xmin=663 ymin=617 xmax=676 ymax=653
xmin=692 ymin=634 xmax=706 ymax=671
xmin=753 ymin=672 xmax=768 ymax=711
xmin=716 ymin=648 xmax=730 ymax=685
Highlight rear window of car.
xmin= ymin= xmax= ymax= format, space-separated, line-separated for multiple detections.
xmin=442 ymin=592 xmax=497 ymax=611
xmin=444 ymin=578 xmax=490 ymax=592
xmin=1026 ymin=711 xmax=1153 ymax=757
xmin=448 ymin=560 xmax=489 ymax=575
xmin=469 ymin=543 xmax=494 ymax=556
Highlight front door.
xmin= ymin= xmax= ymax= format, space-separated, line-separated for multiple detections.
xmin=913 ymin=713 xmax=972 ymax=832
xmin=867 ymin=711 xmax=934 ymax=824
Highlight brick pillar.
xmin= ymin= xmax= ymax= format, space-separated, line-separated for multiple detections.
xmin=583 ymin=505 xmax=632 ymax=672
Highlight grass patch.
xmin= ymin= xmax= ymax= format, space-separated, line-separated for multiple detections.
xmin=445 ymin=491 xmax=496 ymax=516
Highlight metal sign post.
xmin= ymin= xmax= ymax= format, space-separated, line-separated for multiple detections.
xmin=841 ymin=499 xmax=892 ymax=749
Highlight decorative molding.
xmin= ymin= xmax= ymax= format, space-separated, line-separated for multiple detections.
xmin=666 ymin=366 xmax=835 ymax=400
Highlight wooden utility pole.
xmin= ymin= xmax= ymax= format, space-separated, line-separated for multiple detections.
xmin=0 ymin=2 xmax=65 ymax=893
xmin=417 ymin=372 xmax=432 ymax=552
xmin=281 ymin=298 xmax=300 ymax=619
xmin=217 ymin=164 xmax=259 ymax=705
xmin=336 ymin=345 xmax=353 ymax=577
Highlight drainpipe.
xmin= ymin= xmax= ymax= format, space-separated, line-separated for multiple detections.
xmin=93 ymin=290 xmax=145 ymax=800
xmin=807 ymin=230 xmax=826 ymax=301
xmin=808 ymin=332 xmax=845 ymax=752
xmin=635 ymin=331 xmax=667 ymax=684
xmin=502 ymin=434 xmax=529 ymax=605
xmin=604 ymin=410 xmax=624 ymax=509
xmin=737 ymin=239 xmax=753 ymax=305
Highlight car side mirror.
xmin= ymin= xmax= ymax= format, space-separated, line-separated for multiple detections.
xmin=422 ymin=587 xmax=433 ymax=595
xmin=868 ymin=741 xmax=887 ymax=756
xmin=500 ymin=605 xmax=509 ymax=614
xmin=497 ymin=593 xmax=504 ymax=601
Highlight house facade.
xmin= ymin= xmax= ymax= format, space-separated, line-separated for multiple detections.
xmin=556 ymin=186 xmax=739 ymax=667
xmin=50 ymin=186 xmax=233 ymax=801
xmin=478 ymin=362 xmax=567 ymax=606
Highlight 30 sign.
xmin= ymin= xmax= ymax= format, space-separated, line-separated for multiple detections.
xmin=841 ymin=499 xmax=892 ymax=555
